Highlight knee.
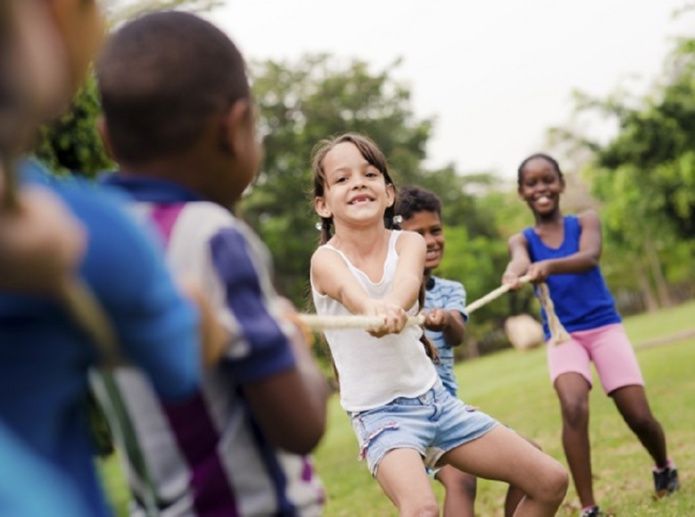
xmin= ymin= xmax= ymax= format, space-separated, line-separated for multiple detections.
xmin=561 ymin=399 xmax=589 ymax=428
xmin=541 ymin=462 xmax=570 ymax=507
xmin=400 ymin=496 xmax=439 ymax=517
xmin=452 ymin=472 xmax=477 ymax=501
xmin=459 ymin=474 xmax=477 ymax=499
xmin=438 ymin=469 xmax=477 ymax=499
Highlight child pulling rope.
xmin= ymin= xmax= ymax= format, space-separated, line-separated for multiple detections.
xmin=299 ymin=275 xmax=570 ymax=346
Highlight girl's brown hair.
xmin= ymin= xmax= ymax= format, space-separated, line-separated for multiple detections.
xmin=310 ymin=133 xmax=398 ymax=244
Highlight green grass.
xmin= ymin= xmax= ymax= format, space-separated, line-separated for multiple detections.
xmin=100 ymin=300 xmax=695 ymax=516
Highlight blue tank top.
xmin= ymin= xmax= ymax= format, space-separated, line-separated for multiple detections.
xmin=523 ymin=215 xmax=620 ymax=339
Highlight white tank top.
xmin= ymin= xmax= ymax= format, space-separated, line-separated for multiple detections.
xmin=311 ymin=230 xmax=438 ymax=412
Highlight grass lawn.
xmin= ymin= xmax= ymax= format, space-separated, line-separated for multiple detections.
xmin=100 ymin=300 xmax=695 ymax=516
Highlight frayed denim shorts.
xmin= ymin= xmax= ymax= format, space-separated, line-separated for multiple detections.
xmin=347 ymin=380 xmax=498 ymax=477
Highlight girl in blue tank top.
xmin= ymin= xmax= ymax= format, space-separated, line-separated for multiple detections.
xmin=502 ymin=153 xmax=679 ymax=517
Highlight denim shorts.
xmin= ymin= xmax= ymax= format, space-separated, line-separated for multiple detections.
xmin=348 ymin=381 xmax=498 ymax=477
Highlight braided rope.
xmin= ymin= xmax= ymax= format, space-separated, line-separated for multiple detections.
xmin=298 ymin=313 xmax=426 ymax=331
xmin=298 ymin=273 xmax=571 ymax=346
xmin=536 ymin=282 xmax=571 ymax=346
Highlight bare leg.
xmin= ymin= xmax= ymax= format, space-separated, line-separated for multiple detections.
xmin=504 ymin=483 xmax=526 ymax=517
xmin=435 ymin=465 xmax=476 ymax=517
xmin=376 ymin=448 xmax=439 ymax=517
xmin=554 ymin=372 xmax=595 ymax=509
xmin=611 ymin=385 xmax=668 ymax=467
xmin=440 ymin=425 xmax=568 ymax=517
xmin=504 ymin=436 xmax=542 ymax=517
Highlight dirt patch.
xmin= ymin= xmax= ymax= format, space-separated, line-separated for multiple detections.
xmin=635 ymin=328 xmax=695 ymax=350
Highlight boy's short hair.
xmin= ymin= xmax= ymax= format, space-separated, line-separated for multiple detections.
xmin=97 ymin=11 xmax=249 ymax=164
xmin=396 ymin=185 xmax=442 ymax=220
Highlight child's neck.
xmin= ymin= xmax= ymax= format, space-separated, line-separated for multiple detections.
xmin=331 ymin=225 xmax=390 ymax=270
xmin=534 ymin=208 xmax=563 ymax=228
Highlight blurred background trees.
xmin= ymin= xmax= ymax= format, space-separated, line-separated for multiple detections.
xmin=34 ymin=4 xmax=695 ymax=357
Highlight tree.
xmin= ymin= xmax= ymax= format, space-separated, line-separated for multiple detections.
xmin=32 ymin=0 xmax=224 ymax=176
xmin=545 ymin=26 xmax=695 ymax=310
xmin=103 ymin=0 xmax=223 ymax=25
xmin=34 ymin=74 xmax=113 ymax=178
xmin=242 ymin=55 xmax=436 ymax=302
xmin=243 ymin=54 xmax=511 ymax=304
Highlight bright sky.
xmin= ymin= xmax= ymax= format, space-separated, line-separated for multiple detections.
xmin=208 ymin=1 xmax=693 ymax=178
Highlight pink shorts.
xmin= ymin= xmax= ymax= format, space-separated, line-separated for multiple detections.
xmin=546 ymin=323 xmax=644 ymax=394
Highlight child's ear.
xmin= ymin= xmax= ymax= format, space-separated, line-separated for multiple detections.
xmin=96 ymin=115 xmax=115 ymax=160
xmin=221 ymin=98 xmax=253 ymax=156
xmin=386 ymin=183 xmax=395 ymax=207
xmin=314 ymin=197 xmax=332 ymax=218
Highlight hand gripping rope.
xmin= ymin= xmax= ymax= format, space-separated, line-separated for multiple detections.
xmin=298 ymin=275 xmax=571 ymax=346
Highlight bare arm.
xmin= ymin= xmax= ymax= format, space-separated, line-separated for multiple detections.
xmin=243 ymin=302 xmax=329 ymax=454
xmin=389 ymin=231 xmax=427 ymax=311
xmin=0 ymin=187 xmax=85 ymax=294
xmin=502 ymin=232 xmax=531 ymax=290
xmin=425 ymin=308 xmax=466 ymax=346
xmin=311 ymin=246 xmax=371 ymax=314
xmin=369 ymin=230 xmax=426 ymax=336
xmin=527 ymin=210 xmax=602 ymax=282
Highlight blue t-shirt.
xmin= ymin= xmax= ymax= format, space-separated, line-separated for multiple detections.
xmin=522 ymin=215 xmax=621 ymax=339
xmin=0 ymin=423 xmax=90 ymax=516
xmin=0 ymin=160 xmax=201 ymax=516
xmin=424 ymin=276 xmax=468 ymax=396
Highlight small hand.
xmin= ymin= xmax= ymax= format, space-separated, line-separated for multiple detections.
xmin=1 ymin=187 xmax=86 ymax=294
xmin=502 ymin=270 xmax=525 ymax=291
xmin=275 ymin=297 xmax=315 ymax=350
xmin=527 ymin=261 xmax=552 ymax=283
xmin=364 ymin=299 xmax=408 ymax=338
xmin=424 ymin=308 xmax=449 ymax=331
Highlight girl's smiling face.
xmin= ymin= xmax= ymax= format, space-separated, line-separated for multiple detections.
xmin=518 ymin=157 xmax=565 ymax=216
xmin=314 ymin=141 xmax=394 ymax=226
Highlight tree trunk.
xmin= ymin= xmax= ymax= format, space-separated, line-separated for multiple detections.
xmin=636 ymin=263 xmax=658 ymax=313
xmin=644 ymin=239 xmax=673 ymax=308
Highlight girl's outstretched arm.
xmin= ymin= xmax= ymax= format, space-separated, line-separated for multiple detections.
xmin=311 ymin=247 xmax=370 ymax=314
xmin=502 ymin=232 xmax=531 ymax=290
xmin=527 ymin=210 xmax=602 ymax=282
xmin=311 ymin=232 xmax=425 ymax=337
xmin=389 ymin=230 xmax=426 ymax=311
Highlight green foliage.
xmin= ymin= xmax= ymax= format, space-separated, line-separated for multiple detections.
xmin=565 ymin=35 xmax=695 ymax=239
xmin=103 ymin=0 xmax=224 ymax=26
xmin=33 ymin=74 xmax=113 ymax=178
xmin=32 ymin=0 xmax=225 ymax=178
xmin=244 ymin=55 xmax=516 ymax=316
xmin=546 ymin=23 xmax=695 ymax=307
xmin=242 ymin=55 xmax=435 ymax=302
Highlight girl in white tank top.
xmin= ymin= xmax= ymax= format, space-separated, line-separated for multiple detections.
xmin=309 ymin=134 xmax=568 ymax=516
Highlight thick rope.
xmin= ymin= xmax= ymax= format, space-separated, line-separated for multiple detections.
xmin=298 ymin=274 xmax=570 ymax=346
xmin=536 ymin=282 xmax=571 ymax=346
xmin=464 ymin=275 xmax=531 ymax=314
xmin=298 ymin=313 xmax=426 ymax=331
